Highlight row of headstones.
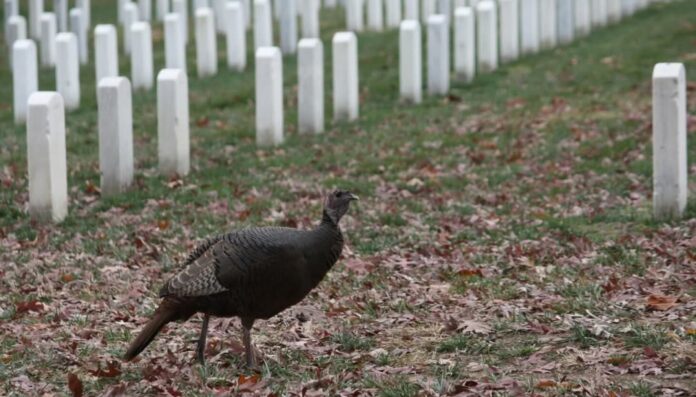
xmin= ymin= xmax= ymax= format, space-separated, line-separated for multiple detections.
xmin=7 ymin=0 xmax=338 ymax=122
xmin=22 ymin=59 xmax=689 ymax=222
xmin=398 ymin=0 xmax=672 ymax=101
xmin=256 ymin=31 xmax=358 ymax=145
xmin=25 ymin=69 xmax=190 ymax=223
xmin=342 ymin=0 xmax=663 ymax=34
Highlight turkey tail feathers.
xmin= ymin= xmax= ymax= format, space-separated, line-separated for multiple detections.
xmin=124 ymin=304 xmax=179 ymax=361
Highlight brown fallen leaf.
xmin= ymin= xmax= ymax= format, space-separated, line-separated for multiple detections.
xmin=157 ymin=219 xmax=170 ymax=230
xmin=68 ymin=373 xmax=83 ymax=397
xmin=15 ymin=300 xmax=44 ymax=315
xmin=87 ymin=361 xmax=122 ymax=378
xmin=535 ymin=379 xmax=556 ymax=389
xmin=646 ymin=294 xmax=679 ymax=311
xmin=458 ymin=268 xmax=484 ymax=278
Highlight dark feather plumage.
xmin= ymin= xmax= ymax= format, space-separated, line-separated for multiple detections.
xmin=124 ymin=190 xmax=358 ymax=366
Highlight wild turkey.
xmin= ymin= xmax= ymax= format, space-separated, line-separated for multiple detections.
xmin=124 ymin=190 xmax=358 ymax=367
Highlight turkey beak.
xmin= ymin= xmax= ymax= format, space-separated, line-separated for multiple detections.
xmin=347 ymin=193 xmax=359 ymax=201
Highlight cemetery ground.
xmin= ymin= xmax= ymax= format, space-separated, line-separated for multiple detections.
xmin=1 ymin=1 xmax=696 ymax=396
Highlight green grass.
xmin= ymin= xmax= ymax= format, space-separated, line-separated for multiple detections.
xmin=1 ymin=0 xmax=695 ymax=396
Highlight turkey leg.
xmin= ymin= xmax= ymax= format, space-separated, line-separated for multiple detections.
xmin=196 ymin=314 xmax=210 ymax=365
xmin=241 ymin=318 xmax=256 ymax=368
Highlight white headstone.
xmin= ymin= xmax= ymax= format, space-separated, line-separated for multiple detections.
xmin=156 ymin=0 xmax=169 ymax=20
xmin=225 ymin=2 xmax=246 ymax=70
xmin=195 ymin=8 xmax=217 ymax=77
xmin=213 ymin=0 xmax=226 ymax=32
xmin=95 ymin=25 xmax=119 ymax=84
xmin=55 ymin=0 xmax=68 ymax=32
xmin=55 ymin=32 xmax=80 ymax=110
xmin=241 ymin=0 xmax=251 ymax=29
xmin=138 ymin=0 xmax=151 ymax=21
xmin=39 ymin=12 xmax=56 ymax=67
xmin=26 ymin=92 xmax=67 ymax=223
xmin=539 ymin=0 xmax=557 ymax=49
xmin=498 ymin=0 xmax=518 ymax=63
xmin=131 ymin=22 xmax=154 ymax=90
xmin=123 ymin=2 xmax=139 ymax=55
xmin=301 ymin=0 xmax=319 ymax=39
xmin=157 ymin=69 xmax=190 ymax=176
xmin=367 ymin=0 xmax=383 ymax=31
xmin=404 ymin=0 xmax=419 ymax=21
xmin=476 ymin=1 xmax=496 ymax=73
xmin=607 ymin=0 xmax=621 ymax=23
xmin=273 ymin=0 xmax=280 ymax=19
xmin=165 ymin=13 xmax=187 ymax=71
xmin=29 ymin=0 xmax=43 ymax=39
xmin=255 ymin=46 xmax=284 ymax=146
xmin=97 ymin=77 xmax=134 ymax=196
xmin=4 ymin=0 xmax=19 ymax=43
xmin=298 ymin=38 xmax=324 ymax=134
xmin=6 ymin=15 xmax=26 ymax=65
xmin=332 ymin=32 xmax=359 ymax=121
xmin=346 ymin=0 xmax=364 ymax=32
xmin=427 ymin=14 xmax=448 ymax=95
xmin=520 ymin=0 xmax=539 ymax=55
xmin=421 ymin=0 xmax=435 ymax=24
xmin=591 ymin=0 xmax=607 ymax=27
xmin=404 ymin=0 xmax=420 ymax=21
xmin=172 ymin=0 xmax=188 ymax=44
xmin=574 ymin=0 xmax=590 ymax=36
xmin=385 ymin=0 xmax=401 ymax=27
xmin=280 ymin=0 xmax=298 ymax=54
xmin=652 ymin=63 xmax=687 ymax=220
xmin=621 ymin=0 xmax=635 ymax=17
xmin=437 ymin=0 xmax=451 ymax=22
xmin=13 ymin=40 xmax=38 ymax=124
xmin=70 ymin=8 xmax=87 ymax=65
xmin=193 ymin=0 xmax=209 ymax=10
xmin=76 ymin=0 xmax=90 ymax=28
xmin=454 ymin=7 xmax=474 ymax=82
xmin=399 ymin=20 xmax=422 ymax=103
xmin=118 ymin=0 xmax=128 ymax=23
xmin=254 ymin=0 xmax=273 ymax=49
xmin=557 ymin=0 xmax=574 ymax=44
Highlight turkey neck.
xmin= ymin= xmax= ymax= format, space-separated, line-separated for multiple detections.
xmin=302 ymin=210 xmax=345 ymax=285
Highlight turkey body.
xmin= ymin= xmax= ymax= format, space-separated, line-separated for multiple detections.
xmin=162 ymin=222 xmax=344 ymax=321
xmin=124 ymin=213 xmax=345 ymax=364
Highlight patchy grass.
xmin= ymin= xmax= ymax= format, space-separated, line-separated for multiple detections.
xmin=1 ymin=0 xmax=695 ymax=396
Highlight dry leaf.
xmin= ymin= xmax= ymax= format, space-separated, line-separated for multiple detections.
xmin=68 ymin=373 xmax=83 ymax=397
xmin=646 ymin=294 xmax=678 ymax=311
xmin=535 ymin=379 xmax=557 ymax=389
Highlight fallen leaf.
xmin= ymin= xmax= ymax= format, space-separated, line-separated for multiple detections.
xmin=87 ymin=361 xmax=122 ymax=378
xmin=157 ymin=219 xmax=170 ymax=230
xmin=68 ymin=373 xmax=83 ymax=397
xmin=535 ymin=379 xmax=557 ymax=389
xmin=458 ymin=268 xmax=484 ymax=278
xmin=646 ymin=294 xmax=678 ymax=311
xmin=343 ymin=258 xmax=373 ymax=274
xmin=15 ymin=300 xmax=44 ymax=315
xmin=643 ymin=347 xmax=658 ymax=358
xmin=458 ymin=320 xmax=492 ymax=335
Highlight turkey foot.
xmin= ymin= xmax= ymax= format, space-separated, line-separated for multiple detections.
xmin=196 ymin=314 xmax=210 ymax=366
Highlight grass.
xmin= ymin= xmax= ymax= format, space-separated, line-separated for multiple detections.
xmin=1 ymin=0 xmax=695 ymax=396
